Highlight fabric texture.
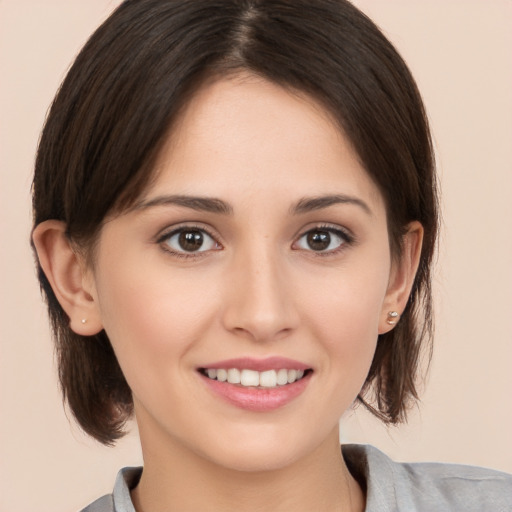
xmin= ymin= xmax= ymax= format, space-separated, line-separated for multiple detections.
xmin=80 ymin=444 xmax=512 ymax=511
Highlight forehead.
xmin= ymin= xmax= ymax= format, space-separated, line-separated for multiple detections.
xmin=144 ymin=73 xmax=384 ymax=211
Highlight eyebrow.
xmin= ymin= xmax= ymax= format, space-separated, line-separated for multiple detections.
xmin=132 ymin=193 xmax=371 ymax=216
xmin=132 ymin=195 xmax=233 ymax=215
xmin=291 ymin=194 xmax=372 ymax=216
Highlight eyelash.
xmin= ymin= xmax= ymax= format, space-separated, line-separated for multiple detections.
xmin=157 ymin=224 xmax=221 ymax=260
xmin=294 ymin=224 xmax=355 ymax=258
xmin=156 ymin=223 xmax=355 ymax=260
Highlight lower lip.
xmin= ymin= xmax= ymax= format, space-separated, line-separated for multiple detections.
xmin=200 ymin=372 xmax=312 ymax=412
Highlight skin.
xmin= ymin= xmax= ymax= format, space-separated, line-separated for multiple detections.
xmin=33 ymin=74 xmax=423 ymax=511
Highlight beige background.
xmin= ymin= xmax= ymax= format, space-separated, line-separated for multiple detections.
xmin=1 ymin=1 xmax=511 ymax=511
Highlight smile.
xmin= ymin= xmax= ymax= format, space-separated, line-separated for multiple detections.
xmin=199 ymin=368 xmax=308 ymax=388
xmin=197 ymin=358 xmax=313 ymax=412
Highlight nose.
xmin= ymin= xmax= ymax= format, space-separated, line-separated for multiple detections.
xmin=221 ymin=244 xmax=299 ymax=343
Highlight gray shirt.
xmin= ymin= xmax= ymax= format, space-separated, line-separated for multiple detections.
xmin=81 ymin=444 xmax=512 ymax=511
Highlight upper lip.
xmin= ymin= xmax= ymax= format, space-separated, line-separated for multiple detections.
xmin=198 ymin=356 xmax=311 ymax=372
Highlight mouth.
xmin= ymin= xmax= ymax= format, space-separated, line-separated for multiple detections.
xmin=198 ymin=367 xmax=312 ymax=389
xmin=197 ymin=358 xmax=313 ymax=411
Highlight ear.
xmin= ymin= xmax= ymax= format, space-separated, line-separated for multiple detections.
xmin=379 ymin=221 xmax=424 ymax=334
xmin=32 ymin=220 xmax=103 ymax=335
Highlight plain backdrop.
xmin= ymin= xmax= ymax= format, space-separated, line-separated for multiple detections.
xmin=1 ymin=1 xmax=511 ymax=511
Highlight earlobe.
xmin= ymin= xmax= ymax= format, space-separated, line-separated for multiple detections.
xmin=379 ymin=221 xmax=424 ymax=334
xmin=32 ymin=220 xmax=103 ymax=335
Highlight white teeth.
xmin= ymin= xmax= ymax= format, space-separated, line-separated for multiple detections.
xmin=204 ymin=367 xmax=307 ymax=387
xmin=276 ymin=368 xmax=288 ymax=385
xmin=259 ymin=370 xmax=277 ymax=387
xmin=227 ymin=368 xmax=241 ymax=384
xmin=241 ymin=369 xmax=260 ymax=386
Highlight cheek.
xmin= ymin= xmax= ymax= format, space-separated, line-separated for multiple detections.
xmin=311 ymin=285 xmax=381 ymax=377
xmin=298 ymin=253 xmax=390 ymax=390
xmin=303 ymin=255 xmax=389 ymax=337
xmin=92 ymin=253 xmax=219 ymax=385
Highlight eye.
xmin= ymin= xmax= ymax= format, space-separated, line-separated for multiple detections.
xmin=163 ymin=228 xmax=220 ymax=254
xmin=295 ymin=227 xmax=349 ymax=253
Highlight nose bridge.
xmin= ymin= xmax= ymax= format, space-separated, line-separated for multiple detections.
xmin=222 ymin=239 xmax=297 ymax=342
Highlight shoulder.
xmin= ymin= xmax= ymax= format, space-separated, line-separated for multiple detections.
xmin=343 ymin=444 xmax=512 ymax=512
xmin=79 ymin=467 xmax=142 ymax=512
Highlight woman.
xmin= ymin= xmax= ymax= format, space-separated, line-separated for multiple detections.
xmin=31 ymin=0 xmax=511 ymax=510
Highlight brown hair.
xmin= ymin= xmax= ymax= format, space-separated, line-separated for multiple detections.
xmin=32 ymin=0 xmax=438 ymax=445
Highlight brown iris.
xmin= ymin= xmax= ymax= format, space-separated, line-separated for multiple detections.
xmin=306 ymin=230 xmax=331 ymax=251
xmin=178 ymin=230 xmax=204 ymax=251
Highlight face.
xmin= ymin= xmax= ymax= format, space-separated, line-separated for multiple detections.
xmin=87 ymin=74 xmax=398 ymax=472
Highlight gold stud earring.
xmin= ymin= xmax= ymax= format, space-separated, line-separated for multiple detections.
xmin=386 ymin=311 xmax=399 ymax=325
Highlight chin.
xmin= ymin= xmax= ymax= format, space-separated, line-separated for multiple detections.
xmin=195 ymin=425 xmax=320 ymax=473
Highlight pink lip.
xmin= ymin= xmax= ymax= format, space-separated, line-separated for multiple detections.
xmin=198 ymin=357 xmax=313 ymax=412
xmin=200 ymin=373 xmax=311 ymax=412
xmin=199 ymin=356 xmax=311 ymax=372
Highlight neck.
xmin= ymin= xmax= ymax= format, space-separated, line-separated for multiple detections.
xmin=131 ymin=424 xmax=364 ymax=512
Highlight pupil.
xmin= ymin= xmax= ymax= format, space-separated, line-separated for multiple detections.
xmin=307 ymin=230 xmax=330 ymax=251
xmin=179 ymin=230 xmax=203 ymax=251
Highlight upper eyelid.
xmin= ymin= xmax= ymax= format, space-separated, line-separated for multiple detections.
xmin=292 ymin=226 xmax=355 ymax=258
xmin=156 ymin=223 xmax=221 ymax=244
xmin=294 ymin=223 xmax=355 ymax=242
xmin=157 ymin=225 xmax=222 ymax=258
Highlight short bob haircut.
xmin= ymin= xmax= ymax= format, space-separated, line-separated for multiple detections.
xmin=32 ymin=0 xmax=438 ymax=445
